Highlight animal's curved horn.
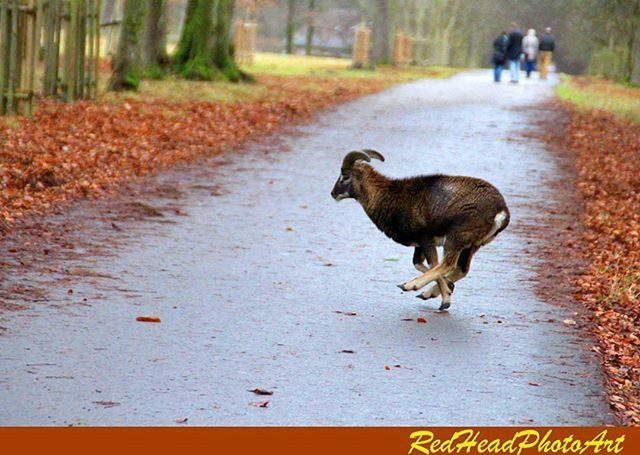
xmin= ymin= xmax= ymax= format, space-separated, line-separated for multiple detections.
xmin=362 ymin=149 xmax=385 ymax=162
xmin=341 ymin=149 xmax=385 ymax=174
xmin=341 ymin=151 xmax=371 ymax=174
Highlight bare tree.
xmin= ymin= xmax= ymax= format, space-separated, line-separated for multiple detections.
xmin=286 ymin=0 xmax=297 ymax=54
xmin=305 ymin=0 xmax=316 ymax=56
xmin=173 ymin=0 xmax=216 ymax=80
xmin=142 ymin=0 xmax=169 ymax=78
xmin=109 ymin=0 xmax=145 ymax=91
xmin=212 ymin=0 xmax=244 ymax=81
xmin=370 ymin=0 xmax=391 ymax=64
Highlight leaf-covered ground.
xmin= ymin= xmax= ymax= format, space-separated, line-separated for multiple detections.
xmin=568 ymin=108 xmax=640 ymax=425
xmin=1 ymin=73 xmax=411 ymax=225
xmin=547 ymin=103 xmax=640 ymax=425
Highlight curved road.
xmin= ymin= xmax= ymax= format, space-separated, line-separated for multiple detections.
xmin=0 ymin=71 xmax=613 ymax=425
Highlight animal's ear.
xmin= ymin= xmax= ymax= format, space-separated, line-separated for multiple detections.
xmin=362 ymin=149 xmax=385 ymax=162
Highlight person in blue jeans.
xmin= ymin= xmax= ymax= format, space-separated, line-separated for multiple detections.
xmin=492 ymin=31 xmax=508 ymax=82
xmin=522 ymin=29 xmax=539 ymax=78
xmin=506 ymin=23 xmax=524 ymax=83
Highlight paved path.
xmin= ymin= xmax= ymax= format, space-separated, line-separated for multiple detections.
xmin=0 ymin=71 xmax=614 ymax=425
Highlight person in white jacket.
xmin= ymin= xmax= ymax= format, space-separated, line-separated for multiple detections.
xmin=522 ymin=29 xmax=539 ymax=78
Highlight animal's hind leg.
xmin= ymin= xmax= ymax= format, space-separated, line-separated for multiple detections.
xmin=418 ymin=246 xmax=477 ymax=304
xmin=416 ymin=245 xmax=452 ymax=307
xmin=399 ymin=248 xmax=461 ymax=293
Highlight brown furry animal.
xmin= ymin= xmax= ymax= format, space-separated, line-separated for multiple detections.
xmin=331 ymin=149 xmax=510 ymax=310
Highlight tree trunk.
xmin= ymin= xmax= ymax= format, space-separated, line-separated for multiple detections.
xmin=102 ymin=0 xmax=120 ymax=58
xmin=109 ymin=0 xmax=145 ymax=91
xmin=414 ymin=0 xmax=427 ymax=63
xmin=632 ymin=26 xmax=640 ymax=84
xmin=305 ymin=0 xmax=315 ymax=56
xmin=101 ymin=0 xmax=117 ymax=23
xmin=627 ymin=0 xmax=640 ymax=83
xmin=172 ymin=0 xmax=216 ymax=80
xmin=212 ymin=0 xmax=243 ymax=81
xmin=285 ymin=0 xmax=296 ymax=54
xmin=371 ymin=0 xmax=391 ymax=64
xmin=142 ymin=0 xmax=169 ymax=78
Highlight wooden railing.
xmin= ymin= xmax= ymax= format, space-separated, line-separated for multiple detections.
xmin=0 ymin=0 xmax=100 ymax=117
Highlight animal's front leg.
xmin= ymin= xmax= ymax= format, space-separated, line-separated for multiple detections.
xmin=417 ymin=245 xmax=452 ymax=308
xmin=412 ymin=247 xmax=429 ymax=273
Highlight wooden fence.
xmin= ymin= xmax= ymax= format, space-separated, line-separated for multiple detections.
xmin=0 ymin=0 xmax=100 ymax=117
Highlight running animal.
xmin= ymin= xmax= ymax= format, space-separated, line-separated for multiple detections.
xmin=330 ymin=149 xmax=510 ymax=310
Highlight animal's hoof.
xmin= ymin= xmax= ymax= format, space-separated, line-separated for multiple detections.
xmin=438 ymin=302 xmax=451 ymax=311
xmin=398 ymin=283 xmax=410 ymax=292
xmin=417 ymin=290 xmax=437 ymax=300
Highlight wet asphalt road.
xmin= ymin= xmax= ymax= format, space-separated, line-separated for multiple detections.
xmin=0 ymin=71 xmax=614 ymax=425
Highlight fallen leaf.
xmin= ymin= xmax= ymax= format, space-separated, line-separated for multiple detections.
xmin=248 ymin=388 xmax=273 ymax=396
xmin=136 ymin=316 xmax=161 ymax=323
xmin=175 ymin=417 xmax=188 ymax=424
xmin=340 ymin=349 xmax=355 ymax=354
xmin=250 ymin=401 xmax=270 ymax=408
xmin=416 ymin=317 xmax=427 ymax=324
xmin=93 ymin=401 xmax=120 ymax=408
xmin=334 ymin=311 xmax=357 ymax=316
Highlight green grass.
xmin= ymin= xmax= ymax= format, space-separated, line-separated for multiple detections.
xmin=245 ymin=52 xmax=462 ymax=81
xmin=102 ymin=76 xmax=264 ymax=104
xmin=30 ymin=52 xmax=462 ymax=107
xmin=100 ymin=53 xmax=461 ymax=104
xmin=557 ymin=75 xmax=640 ymax=123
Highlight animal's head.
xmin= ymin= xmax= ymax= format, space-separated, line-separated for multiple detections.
xmin=331 ymin=149 xmax=385 ymax=201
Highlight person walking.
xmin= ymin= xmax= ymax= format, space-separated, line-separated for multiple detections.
xmin=522 ymin=29 xmax=539 ymax=78
xmin=492 ymin=31 xmax=509 ymax=82
xmin=539 ymin=27 xmax=556 ymax=80
xmin=506 ymin=23 xmax=524 ymax=83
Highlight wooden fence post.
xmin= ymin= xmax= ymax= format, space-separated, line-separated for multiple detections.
xmin=95 ymin=0 xmax=100 ymax=97
xmin=246 ymin=20 xmax=256 ymax=65
xmin=352 ymin=23 xmax=370 ymax=68
xmin=405 ymin=37 xmax=415 ymax=65
xmin=0 ymin=0 xmax=8 ymax=114
xmin=394 ymin=31 xmax=405 ymax=66
xmin=25 ymin=0 xmax=43 ymax=116
xmin=234 ymin=19 xmax=244 ymax=65
xmin=234 ymin=20 xmax=257 ymax=66
xmin=7 ymin=0 xmax=19 ymax=115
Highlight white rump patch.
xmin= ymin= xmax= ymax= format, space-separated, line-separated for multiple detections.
xmin=479 ymin=210 xmax=508 ymax=245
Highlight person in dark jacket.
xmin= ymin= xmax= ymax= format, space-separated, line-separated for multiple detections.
xmin=492 ymin=31 xmax=509 ymax=82
xmin=539 ymin=27 xmax=556 ymax=79
xmin=506 ymin=23 xmax=524 ymax=83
